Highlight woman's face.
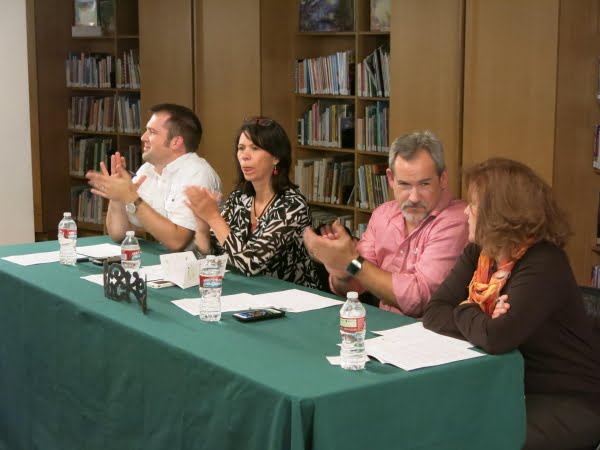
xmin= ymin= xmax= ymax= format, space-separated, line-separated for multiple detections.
xmin=464 ymin=188 xmax=478 ymax=243
xmin=237 ymin=132 xmax=279 ymax=185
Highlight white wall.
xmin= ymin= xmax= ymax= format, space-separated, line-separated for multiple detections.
xmin=0 ymin=1 xmax=35 ymax=244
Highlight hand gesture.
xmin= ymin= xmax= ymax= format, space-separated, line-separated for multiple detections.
xmin=491 ymin=295 xmax=510 ymax=319
xmin=184 ymin=185 xmax=221 ymax=223
xmin=304 ymin=221 xmax=357 ymax=277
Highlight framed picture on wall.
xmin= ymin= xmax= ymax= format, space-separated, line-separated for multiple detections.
xmin=299 ymin=0 xmax=354 ymax=32
xmin=74 ymin=0 xmax=98 ymax=27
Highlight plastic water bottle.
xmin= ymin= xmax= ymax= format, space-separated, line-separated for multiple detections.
xmin=120 ymin=231 xmax=141 ymax=273
xmin=58 ymin=212 xmax=77 ymax=266
xmin=340 ymin=291 xmax=367 ymax=370
xmin=199 ymin=255 xmax=222 ymax=322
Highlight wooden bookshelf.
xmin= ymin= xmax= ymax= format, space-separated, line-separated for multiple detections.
xmin=30 ymin=0 xmax=141 ymax=238
xmin=292 ymin=0 xmax=391 ymax=237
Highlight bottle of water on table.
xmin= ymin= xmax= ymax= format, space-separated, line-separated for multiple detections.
xmin=340 ymin=291 xmax=367 ymax=370
xmin=58 ymin=212 xmax=77 ymax=266
xmin=121 ymin=231 xmax=141 ymax=273
xmin=199 ymin=255 xmax=222 ymax=322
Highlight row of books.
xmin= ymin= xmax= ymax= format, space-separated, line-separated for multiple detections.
xmin=297 ymin=101 xmax=354 ymax=148
xmin=69 ymin=136 xmax=112 ymax=176
xmin=71 ymin=186 xmax=103 ymax=224
xmin=357 ymin=46 xmax=390 ymax=98
xmin=297 ymin=100 xmax=389 ymax=152
xmin=65 ymin=50 xmax=140 ymax=89
xmin=66 ymin=52 xmax=113 ymax=88
xmin=356 ymin=101 xmax=389 ymax=152
xmin=356 ymin=163 xmax=389 ymax=210
xmin=68 ymin=95 xmax=142 ymax=134
xmin=295 ymin=50 xmax=355 ymax=96
xmin=69 ymin=137 xmax=141 ymax=176
xmin=295 ymin=158 xmax=354 ymax=205
xmin=116 ymin=49 xmax=141 ymax=89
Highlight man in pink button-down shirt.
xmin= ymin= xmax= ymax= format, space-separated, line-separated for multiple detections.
xmin=304 ymin=131 xmax=468 ymax=317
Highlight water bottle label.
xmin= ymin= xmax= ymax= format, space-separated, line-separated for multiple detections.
xmin=121 ymin=249 xmax=141 ymax=261
xmin=200 ymin=275 xmax=222 ymax=289
xmin=60 ymin=228 xmax=77 ymax=239
xmin=340 ymin=317 xmax=365 ymax=333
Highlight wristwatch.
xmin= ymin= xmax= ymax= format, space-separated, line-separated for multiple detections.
xmin=125 ymin=196 xmax=143 ymax=214
xmin=346 ymin=255 xmax=365 ymax=277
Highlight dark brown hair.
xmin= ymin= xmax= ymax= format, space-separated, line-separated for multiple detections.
xmin=149 ymin=103 xmax=202 ymax=152
xmin=234 ymin=117 xmax=295 ymax=196
xmin=464 ymin=158 xmax=570 ymax=258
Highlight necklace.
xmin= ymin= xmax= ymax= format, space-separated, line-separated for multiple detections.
xmin=253 ymin=194 xmax=277 ymax=221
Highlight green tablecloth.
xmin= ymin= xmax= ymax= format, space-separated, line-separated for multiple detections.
xmin=0 ymin=237 xmax=526 ymax=450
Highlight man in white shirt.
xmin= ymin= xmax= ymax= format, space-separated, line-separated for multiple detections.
xmin=86 ymin=103 xmax=221 ymax=251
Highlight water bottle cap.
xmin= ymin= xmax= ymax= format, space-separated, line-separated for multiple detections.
xmin=206 ymin=255 xmax=216 ymax=260
xmin=126 ymin=230 xmax=135 ymax=237
xmin=347 ymin=291 xmax=358 ymax=299
xmin=63 ymin=212 xmax=71 ymax=217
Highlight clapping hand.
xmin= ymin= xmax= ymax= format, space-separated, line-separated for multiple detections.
xmin=86 ymin=151 xmax=146 ymax=203
xmin=184 ymin=185 xmax=222 ymax=224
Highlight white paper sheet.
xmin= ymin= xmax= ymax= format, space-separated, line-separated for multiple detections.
xmin=248 ymin=289 xmax=343 ymax=312
xmin=76 ymin=243 xmax=122 ymax=258
xmin=372 ymin=322 xmax=473 ymax=349
xmin=81 ymin=264 xmax=165 ymax=286
xmin=2 ymin=251 xmax=61 ymax=266
xmin=171 ymin=290 xmax=341 ymax=316
xmin=171 ymin=293 xmax=256 ymax=316
xmin=365 ymin=322 xmax=484 ymax=370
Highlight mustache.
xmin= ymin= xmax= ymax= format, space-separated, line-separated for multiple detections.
xmin=401 ymin=201 xmax=427 ymax=210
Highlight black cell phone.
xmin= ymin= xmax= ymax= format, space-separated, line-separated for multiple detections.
xmin=232 ymin=308 xmax=286 ymax=322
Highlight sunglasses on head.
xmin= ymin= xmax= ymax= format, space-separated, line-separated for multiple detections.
xmin=243 ymin=117 xmax=274 ymax=127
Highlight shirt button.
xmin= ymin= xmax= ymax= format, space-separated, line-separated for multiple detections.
xmin=400 ymin=250 xmax=404 ymax=254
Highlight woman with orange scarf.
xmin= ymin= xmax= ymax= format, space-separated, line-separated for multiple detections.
xmin=423 ymin=158 xmax=600 ymax=450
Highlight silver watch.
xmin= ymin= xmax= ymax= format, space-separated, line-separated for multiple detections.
xmin=125 ymin=197 xmax=143 ymax=214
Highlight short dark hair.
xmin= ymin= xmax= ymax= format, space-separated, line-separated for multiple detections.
xmin=149 ymin=103 xmax=202 ymax=152
xmin=234 ymin=117 xmax=295 ymax=196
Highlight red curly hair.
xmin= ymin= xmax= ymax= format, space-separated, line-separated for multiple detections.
xmin=464 ymin=158 xmax=571 ymax=259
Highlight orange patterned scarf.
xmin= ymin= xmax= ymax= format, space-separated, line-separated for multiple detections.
xmin=466 ymin=244 xmax=530 ymax=316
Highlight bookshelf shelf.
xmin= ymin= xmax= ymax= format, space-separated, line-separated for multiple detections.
xmin=593 ymin=246 xmax=600 ymax=253
xmin=71 ymin=36 xmax=115 ymax=41
xmin=292 ymin=0 xmax=391 ymax=237
xmin=594 ymin=168 xmax=600 ymax=175
xmin=297 ymin=32 xmax=356 ymax=37
xmin=357 ymin=150 xmax=387 ymax=157
xmin=308 ymin=201 xmax=355 ymax=211
xmin=298 ymin=145 xmax=355 ymax=154
xmin=296 ymin=94 xmax=355 ymax=100
xmin=359 ymin=31 xmax=390 ymax=36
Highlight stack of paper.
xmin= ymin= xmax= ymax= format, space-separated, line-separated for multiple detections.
xmin=365 ymin=322 xmax=483 ymax=370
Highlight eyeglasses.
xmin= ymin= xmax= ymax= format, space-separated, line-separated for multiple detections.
xmin=243 ymin=117 xmax=274 ymax=127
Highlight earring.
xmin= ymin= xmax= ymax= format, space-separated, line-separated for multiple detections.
xmin=273 ymin=165 xmax=278 ymax=176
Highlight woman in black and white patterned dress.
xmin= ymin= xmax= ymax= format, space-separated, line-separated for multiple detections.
xmin=185 ymin=117 xmax=323 ymax=290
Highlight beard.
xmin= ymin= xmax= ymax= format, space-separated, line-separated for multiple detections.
xmin=400 ymin=200 xmax=430 ymax=225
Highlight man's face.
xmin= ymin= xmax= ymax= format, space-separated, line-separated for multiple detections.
xmin=140 ymin=112 xmax=175 ymax=167
xmin=386 ymin=149 xmax=447 ymax=228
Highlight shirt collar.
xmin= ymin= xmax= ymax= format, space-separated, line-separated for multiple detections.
xmin=153 ymin=152 xmax=196 ymax=177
